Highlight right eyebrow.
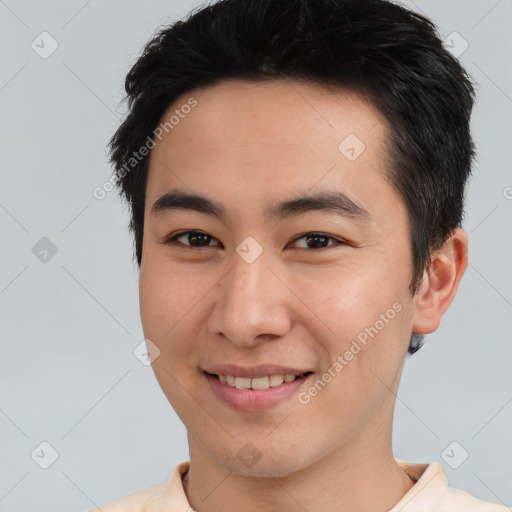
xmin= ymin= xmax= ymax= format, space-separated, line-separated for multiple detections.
xmin=151 ymin=190 xmax=227 ymax=218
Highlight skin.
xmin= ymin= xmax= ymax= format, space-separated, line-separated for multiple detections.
xmin=138 ymin=79 xmax=468 ymax=512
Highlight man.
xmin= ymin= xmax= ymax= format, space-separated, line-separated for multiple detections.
xmin=93 ymin=0 xmax=509 ymax=510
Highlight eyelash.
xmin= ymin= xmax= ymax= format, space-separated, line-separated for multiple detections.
xmin=162 ymin=230 xmax=347 ymax=250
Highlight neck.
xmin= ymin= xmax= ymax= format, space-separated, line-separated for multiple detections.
xmin=182 ymin=428 xmax=415 ymax=512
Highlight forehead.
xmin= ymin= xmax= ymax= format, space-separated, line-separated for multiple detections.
xmin=163 ymin=78 xmax=384 ymax=148
xmin=145 ymin=78 xmax=395 ymax=223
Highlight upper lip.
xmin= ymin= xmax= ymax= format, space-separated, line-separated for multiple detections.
xmin=203 ymin=364 xmax=312 ymax=379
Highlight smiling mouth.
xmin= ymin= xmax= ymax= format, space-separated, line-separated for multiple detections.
xmin=204 ymin=371 xmax=313 ymax=390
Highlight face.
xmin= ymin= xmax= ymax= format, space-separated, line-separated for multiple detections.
xmin=139 ymin=79 xmax=419 ymax=477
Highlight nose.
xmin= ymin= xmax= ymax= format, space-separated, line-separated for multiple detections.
xmin=207 ymin=250 xmax=292 ymax=348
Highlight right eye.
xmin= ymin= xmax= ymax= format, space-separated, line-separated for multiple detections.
xmin=162 ymin=230 xmax=222 ymax=249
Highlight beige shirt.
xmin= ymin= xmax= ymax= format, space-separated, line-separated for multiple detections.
xmin=91 ymin=460 xmax=510 ymax=511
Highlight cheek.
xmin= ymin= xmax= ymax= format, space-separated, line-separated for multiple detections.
xmin=139 ymin=264 xmax=207 ymax=416
xmin=295 ymin=264 xmax=409 ymax=385
xmin=293 ymin=266 xmax=390 ymax=344
xmin=300 ymin=282 xmax=407 ymax=426
xmin=141 ymin=256 xmax=197 ymax=325
xmin=139 ymin=262 xmax=204 ymax=362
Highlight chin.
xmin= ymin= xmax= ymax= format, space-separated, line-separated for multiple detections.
xmin=214 ymin=447 xmax=308 ymax=478
xmin=226 ymin=460 xmax=300 ymax=478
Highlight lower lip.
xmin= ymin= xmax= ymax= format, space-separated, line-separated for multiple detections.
xmin=204 ymin=372 xmax=312 ymax=411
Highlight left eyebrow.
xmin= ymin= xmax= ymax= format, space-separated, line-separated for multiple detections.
xmin=150 ymin=189 xmax=371 ymax=221
xmin=269 ymin=190 xmax=371 ymax=221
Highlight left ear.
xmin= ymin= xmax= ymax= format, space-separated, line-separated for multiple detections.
xmin=411 ymin=228 xmax=468 ymax=335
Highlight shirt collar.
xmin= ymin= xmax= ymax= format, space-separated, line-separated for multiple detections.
xmin=159 ymin=460 xmax=446 ymax=511
xmin=389 ymin=461 xmax=447 ymax=511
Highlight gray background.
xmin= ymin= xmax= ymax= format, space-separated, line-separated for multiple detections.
xmin=0 ymin=0 xmax=511 ymax=510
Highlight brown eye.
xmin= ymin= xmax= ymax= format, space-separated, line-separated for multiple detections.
xmin=162 ymin=231 xmax=346 ymax=250
xmin=290 ymin=233 xmax=346 ymax=249
xmin=163 ymin=231 xmax=221 ymax=248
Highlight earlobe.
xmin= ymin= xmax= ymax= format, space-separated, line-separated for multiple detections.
xmin=412 ymin=228 xmax=468 ymax=334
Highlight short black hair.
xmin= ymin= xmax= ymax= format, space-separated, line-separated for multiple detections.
xmin=109 ymin=0 xmax=476 ymax=355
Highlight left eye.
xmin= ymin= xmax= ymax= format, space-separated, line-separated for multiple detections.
xmin=163 ymin=231 xmax=346 ymax=250
xmin=291 ymin=233 xmax=346 ymax=249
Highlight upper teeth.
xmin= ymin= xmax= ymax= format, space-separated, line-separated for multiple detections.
xmin=217 ymin=373 xmax=303 ymax=389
